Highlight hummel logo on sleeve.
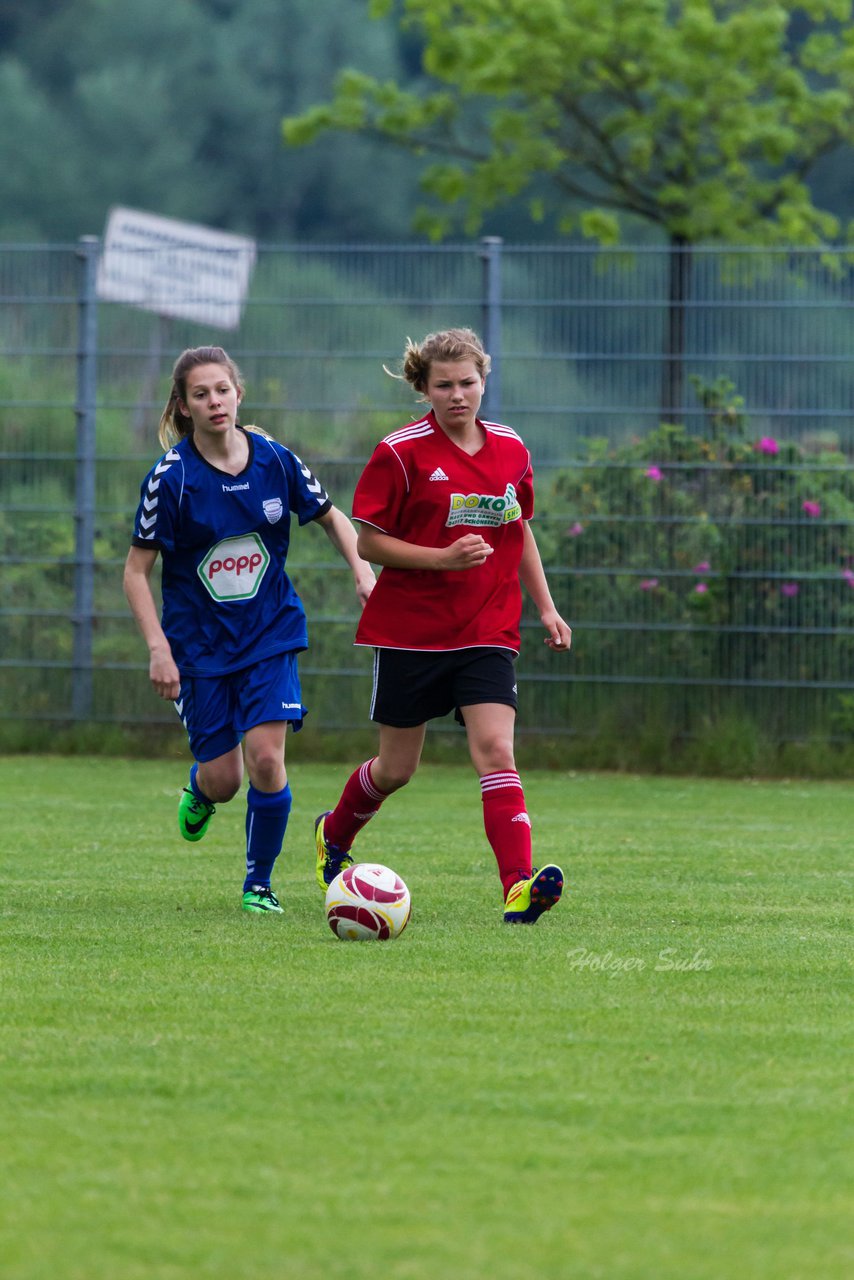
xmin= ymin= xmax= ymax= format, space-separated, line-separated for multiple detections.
xmin=429 ymin=467 xmax=449 ymax=481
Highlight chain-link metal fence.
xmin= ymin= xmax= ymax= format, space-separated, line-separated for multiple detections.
xmin=2 ymin=239 xmax=853 ymax=745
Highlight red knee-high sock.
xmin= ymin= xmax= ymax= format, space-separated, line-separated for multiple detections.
xmin=325 ymin=758 xmax=388 ymax=850
xmin=480 ymin=770 xmax=532 ymax=898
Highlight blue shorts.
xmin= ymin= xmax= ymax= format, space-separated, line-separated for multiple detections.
xmin=175 ymin=651 xmax=307 ymax=763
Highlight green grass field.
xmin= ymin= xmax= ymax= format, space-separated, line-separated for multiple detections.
xmin=0 ymin=755 xmax=851 ymax=1280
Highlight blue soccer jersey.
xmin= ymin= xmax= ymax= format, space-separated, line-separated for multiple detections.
xmin=131 ymin=429 xmax=331 ymax=676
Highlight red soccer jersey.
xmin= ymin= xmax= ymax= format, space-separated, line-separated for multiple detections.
xmin=353 ymin=411 xmax=535 ymax=652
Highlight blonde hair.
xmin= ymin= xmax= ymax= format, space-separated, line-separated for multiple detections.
xmin=158 ymin=345 xmax=246 ymax=449
xmin=385 ymin=327 xmax=492 ymax=398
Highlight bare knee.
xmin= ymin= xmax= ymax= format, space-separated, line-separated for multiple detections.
xmin=245 ymin=749 xmax=286 ymax=793
xmin=470 ymin=736 xmax=516 ymax=776
xmin=462 ymin=704 xmax=517 ymax=777
xmin=197 ymin=762 xmax=242 ymax=804
xmin=372 ymin=759 xmax=416 ymax=794
xmin=373 ymin=726 xmax=425 ymax=793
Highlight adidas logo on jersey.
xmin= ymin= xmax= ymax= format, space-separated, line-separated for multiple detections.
xmin=429 ymin=467 xmax=449 ymax=481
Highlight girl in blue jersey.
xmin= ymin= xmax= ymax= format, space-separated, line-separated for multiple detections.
xmin=124 ymin=345 xmax=375 ymax=914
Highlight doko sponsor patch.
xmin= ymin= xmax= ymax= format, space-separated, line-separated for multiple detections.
xmin=445 ymin=482 xmax=522 ymax=528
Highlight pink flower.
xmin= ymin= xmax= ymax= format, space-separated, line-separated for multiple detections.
xmin=780 ymin=582 xmax=799 ymax=598
xmin=694 ymin=582 xmax=708 ymax=594
xmin=756 ymin=436 xmax=779 ymax=456
xmin=843 ymin=570 xmax=854 ymax=589
xmin=640 ymin=578 xmax=659 ymax=590
xmin=802 ymin=500 xmax=822 ymax=518
xmin=567 ymin=522 xmax=584 ymax=537
xmin=645 ymin=466 xmax=663 ymax=481
xmin=693 ymin=561 xmax=711 ymax=574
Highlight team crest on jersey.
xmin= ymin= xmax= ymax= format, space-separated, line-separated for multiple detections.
xmin=198 ymin=533 xmax=270 ymax=601
xmin=446 ymin=482 xmax=522 ymax=528
xmin=262 ymin=497 xmax=283 ymax=524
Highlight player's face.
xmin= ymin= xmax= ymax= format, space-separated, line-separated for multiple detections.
xmin=426 ymin=359 xmax=485 ymax=434
xmin=179 ymin=363 xmax=242 ymax=436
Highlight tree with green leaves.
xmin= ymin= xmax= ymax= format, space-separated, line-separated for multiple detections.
xmin=284 ymin=0 xmax=854 ymax=416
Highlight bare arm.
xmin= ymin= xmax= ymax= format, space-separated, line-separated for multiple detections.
xmin=356 ymin=523 xmax=494 ymax=571
xmin=316 ymin=505 xmax=377 ymax=607
xmin=123 ymin=545 xmax=182 ymax=700
xmin=519 ymin=521 xmax=572 ymax=652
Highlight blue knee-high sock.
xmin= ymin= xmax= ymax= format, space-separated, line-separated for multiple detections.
xmin=187 ymin=762 xmax=213 ymax=804
xmin=243 ymin=783 xmax=292 ymax=891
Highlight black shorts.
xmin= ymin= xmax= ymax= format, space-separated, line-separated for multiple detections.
xmin=370 ymin=647 xmax=518 ymax=728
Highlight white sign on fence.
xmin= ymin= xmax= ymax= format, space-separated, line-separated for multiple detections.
xmin=96 ymin=206 xmax=257 ymax=329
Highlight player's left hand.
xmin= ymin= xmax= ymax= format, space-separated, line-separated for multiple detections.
xmin=542 ymin=612 xmax=572 ymax=651
xmin=355 ymin=566 xmax=377 ymax=608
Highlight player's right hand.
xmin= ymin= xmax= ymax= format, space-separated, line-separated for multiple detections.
xmin=149 ymin=646 xmax=181 ymax=701
xmin=442 ymin=533 xmax=494 ymax=570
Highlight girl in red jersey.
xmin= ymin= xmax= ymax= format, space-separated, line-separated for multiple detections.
xmin=315 ymin=328 xmax=572 ymax=922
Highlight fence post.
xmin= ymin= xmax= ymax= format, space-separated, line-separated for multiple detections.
xmin=480 ymin=236 xmax=503 ymax=420
xmin=72 ymin=236 xmax=99 ymax=721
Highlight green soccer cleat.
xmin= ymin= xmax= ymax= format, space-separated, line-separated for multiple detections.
xmin=503 ymin=864 xmax=564 ymax=924
xmin=315 ymin=810 xmax=354 ymax=891
xmin=242 ymin=885 xmax=284 ymax=914
xmin=178 ymin=786 xmax=216 ymax=842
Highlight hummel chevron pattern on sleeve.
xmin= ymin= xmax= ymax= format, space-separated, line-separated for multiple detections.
xmin=137 ymin=449 xmax=180 ymax=540
xmin=293 ymin=453 xmax=328 ymax=506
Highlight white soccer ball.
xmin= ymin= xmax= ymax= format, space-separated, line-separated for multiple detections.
xmin=325 ymin=863 xmax=411 ymax=941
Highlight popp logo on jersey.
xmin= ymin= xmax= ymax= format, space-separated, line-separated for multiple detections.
xmin=198 ymin=534 xmax=271 ymax=601
xmin=445 ymin=482 xmax=522 ymax=528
